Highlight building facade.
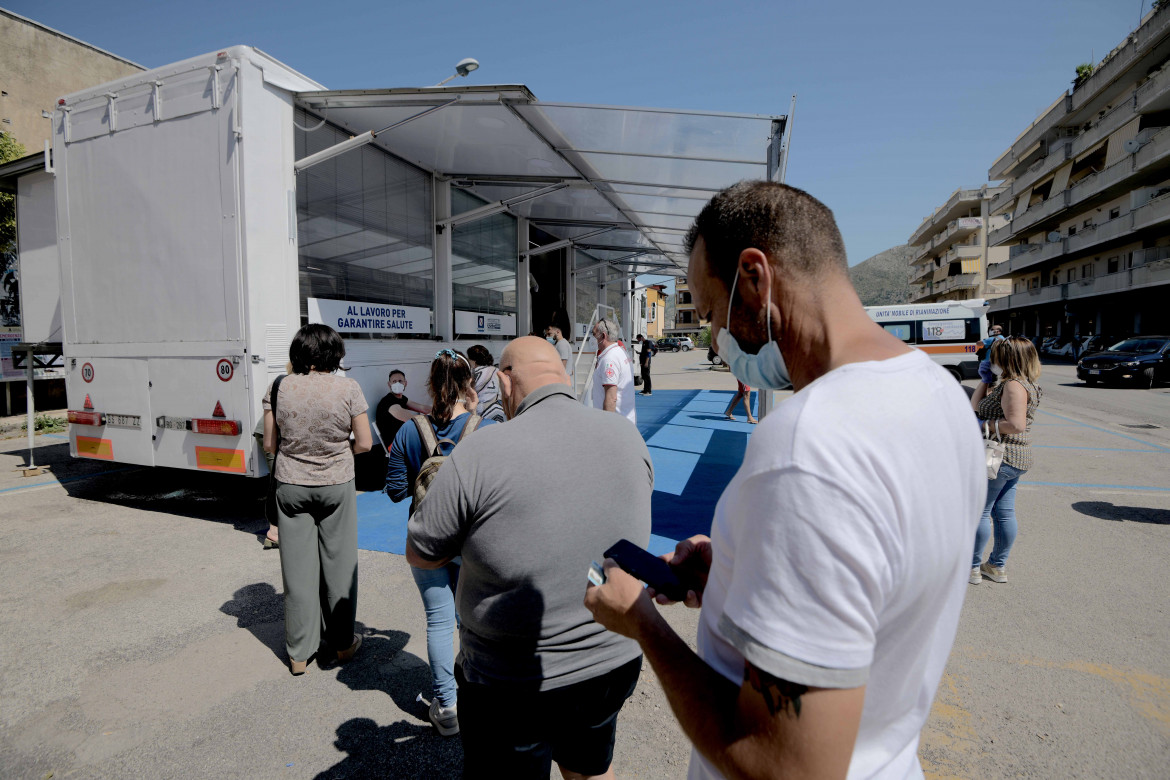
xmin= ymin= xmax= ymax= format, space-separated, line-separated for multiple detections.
xmin=907 ymin=186 xmax=1010 ymax=303
xmin=642 ymin=284 xmax=666 ymax=339
xmin=665 ymin=276 xmax=706 ymax=337
xmin=0 ymin=10 xmax=143 ymax=151
xmin=985 ymin=5 xmax=1170 ymax=338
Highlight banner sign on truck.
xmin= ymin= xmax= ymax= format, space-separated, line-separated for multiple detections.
xmin=308 ymin=298 xmax=431 ymax=335
xmin=454 ymin=310 xmax=517 ymax=336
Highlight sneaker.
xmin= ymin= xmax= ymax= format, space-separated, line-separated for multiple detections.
xmin=980 ymin=562 xmax=1007 ymax=583
xmin=428 ymin=699 xmax=459 ymax=737
xmin=968 ymin=566 xmax=981 ymax=585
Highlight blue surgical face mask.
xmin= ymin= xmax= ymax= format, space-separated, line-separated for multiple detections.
xmin=714 ymin=267 xmax=792 ymax=390
xmin=546 ymin=336 xmax=557 ymax=345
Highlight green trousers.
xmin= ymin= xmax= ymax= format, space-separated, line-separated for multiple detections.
xmin=275 ymin=480 xmax=358 ymax=663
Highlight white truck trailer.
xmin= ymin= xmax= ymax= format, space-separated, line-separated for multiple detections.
xmin=19 ymin=46 xmax=789 ymax=476
xmin=48 ymin=48 xmax=317 ymax=475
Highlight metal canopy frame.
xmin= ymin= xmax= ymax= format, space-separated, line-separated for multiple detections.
xmin=294 ymin=85 xmax=790 ymax=280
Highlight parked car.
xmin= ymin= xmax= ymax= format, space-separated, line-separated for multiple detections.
xmin=1077 ymin=336 xmax=1170 ymax=388
xmin=708 ymin=346 xmax=724 ymax=366
xmin=657 ymin=337 xmax=690 ymax=352
xmin=1081 ymin=334 xmax=1124 ymax=354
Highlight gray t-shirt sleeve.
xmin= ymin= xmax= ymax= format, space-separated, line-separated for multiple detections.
xmin=407 ymin=455 xmax=472 ymax=562
xmin=556 ymin=339 xmax=572 ymax=364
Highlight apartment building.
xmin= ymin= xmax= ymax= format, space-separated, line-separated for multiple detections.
xmin=985 ymin=5 xmax=1170 ymax=338
xmin=665 ymin=276 xmax=706 ymax=338
xmin=907 ymin=185 xmax=1010 ymax=303
xmin=640 ymin=284 xmax=667 ymax=339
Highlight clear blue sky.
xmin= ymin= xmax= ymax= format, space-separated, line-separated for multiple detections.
xmin=7 ymin=0 xmax=1149 ymax=267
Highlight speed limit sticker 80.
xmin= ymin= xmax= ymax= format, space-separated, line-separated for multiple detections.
xmin=216 ymin=359 xmax=234 ymax=382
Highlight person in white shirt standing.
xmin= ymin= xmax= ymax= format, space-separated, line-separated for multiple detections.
xmin=591 ymin=318 xmax=637 ymax=425
xmin=585 ymin=181 xmax=983 ymax=780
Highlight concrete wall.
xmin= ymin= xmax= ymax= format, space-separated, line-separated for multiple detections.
xmin=0 ymin=10 xmax=143 ymax=151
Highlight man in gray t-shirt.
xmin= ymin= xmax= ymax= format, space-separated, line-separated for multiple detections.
xmin=407 ymin=336 xmax=652 ymax=777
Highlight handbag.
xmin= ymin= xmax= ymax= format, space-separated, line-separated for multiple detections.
xmin=264 ymin=374 xmax=286 ymax=523
xmin=983 ymin=419 xmax=1005 ymax=480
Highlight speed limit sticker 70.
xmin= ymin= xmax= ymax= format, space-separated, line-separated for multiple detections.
xmin=81 ymin=363 xmax=95 ymax=383
xmin=216 ymin=359 xmax=234 ymax=382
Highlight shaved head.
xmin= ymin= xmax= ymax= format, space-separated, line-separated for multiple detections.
xmin=499 ymin=336 xmax=571 ymax=417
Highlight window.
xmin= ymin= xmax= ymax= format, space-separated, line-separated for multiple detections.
xmin=1051 ymin=272 xmax=1060 ymax=286
xmin=1068 ymin=225 xmax=1077 ymax=236
xmin=883 ymin=323 xmax=912 ymax=342
xmin=651 ymin=302 xmax=657 ymax=322
xmin=1082 ymin=263 xmax=1094 ymax=279
xmin=1083 ymin=218 xmax=1093 ymax=229
xmin=678 ymin=291 xmax=692 ymax=305
xmin=1107 ymin=256 xmax=1119 ymax=274
xmin=1110 ymin=207 xmax=1121 ymax=219
xmin=1067 ymin=269 xmax=1075 ymax=283
xmin=296 ymin=109 xmax=434 ymax=336
xmin=452 ymin=189 xmax=518 ymax=316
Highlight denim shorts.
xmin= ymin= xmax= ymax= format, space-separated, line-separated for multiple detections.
xmin=456 ymin=655 xmax=642 ymax=778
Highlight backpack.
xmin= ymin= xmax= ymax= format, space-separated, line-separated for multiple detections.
xmin=411 ymin=413 xmax=481 ymax=510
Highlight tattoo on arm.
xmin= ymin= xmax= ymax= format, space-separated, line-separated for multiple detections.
xmin=745 ymin=663 xmax=808 ymax=718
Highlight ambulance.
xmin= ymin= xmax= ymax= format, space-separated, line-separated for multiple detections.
xmin=864 ymin=300 xmax=989 ymax=381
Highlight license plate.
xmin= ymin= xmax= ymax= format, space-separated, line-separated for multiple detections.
xmin=104 ymin=413 xmax=142 ymax=429
xmin=1090 ymin=369 xmax=1101 ymax=375
xmin=156 ymin=416 xmax=190 ymax=431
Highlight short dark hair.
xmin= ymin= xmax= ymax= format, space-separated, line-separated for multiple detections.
xmin=388 ymin=369 xmax=405 ymax=381
xmin=466 ymin=344 xmax=493 ymax=367
xmin=684 ymin=181 xmax=848 ymax=288
xmin=289 ymin=323 xmax=345 ymax=374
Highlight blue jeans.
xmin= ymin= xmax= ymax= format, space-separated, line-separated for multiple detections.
xmin=411 ymin=560 xmax=460 ymax=707
xmin=973 ymin=463 xmax=1025 ymax=568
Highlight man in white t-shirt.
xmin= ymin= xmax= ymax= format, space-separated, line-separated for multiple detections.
xmin=590 ymin=318 xmax=636 ymax=425
xmin=586 ymin=181 xmax=983 ymax=779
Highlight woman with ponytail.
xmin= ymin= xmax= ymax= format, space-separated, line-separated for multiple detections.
xmin=384 ymin=349 xmax=496 ymax=736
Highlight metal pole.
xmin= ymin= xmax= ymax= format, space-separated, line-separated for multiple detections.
xmin=25 ymin=347 xmax=36 ymax=470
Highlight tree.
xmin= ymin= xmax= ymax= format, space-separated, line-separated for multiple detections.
xmin=1073 ymin=63 xmax=1095 ymax=89
xmin=697 ymin=325 xmax=711 ymax=348
xmin=1 ymin=133 xmax=28 ymax=327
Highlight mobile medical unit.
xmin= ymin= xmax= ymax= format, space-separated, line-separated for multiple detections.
xmin=865 ymin=299 xmax=989 ymax=380
xmin=10 ymin=46 xmax=791 ymax=476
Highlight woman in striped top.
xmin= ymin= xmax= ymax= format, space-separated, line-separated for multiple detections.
xmin=969 ymin=336 xmax=1042 ymax=585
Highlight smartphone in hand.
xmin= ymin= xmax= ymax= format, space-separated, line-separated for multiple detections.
xmin=604 ymin=539 xmax=690 ymax=602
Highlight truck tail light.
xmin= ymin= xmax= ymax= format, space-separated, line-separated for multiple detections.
xmin=191 ymin=418 xmax=241 ymax=436
xmin=68 ymin=410 xmax=104 ymax=426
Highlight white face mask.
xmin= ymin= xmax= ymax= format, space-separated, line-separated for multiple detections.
xmin=390 ymin=381 xmax=405 ymax=394
xmin=714 ymin=267 xmax=792 ymax=390
xmin=990 ymin=364 xmax=1003 ymax=378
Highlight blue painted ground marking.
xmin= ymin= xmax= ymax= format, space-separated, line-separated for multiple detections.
xmin=358 ymin=389 xmax=756 ymax=556
xmin=1037 ymin=410 xmax=1170 ymax=452
xmin=0 ymin=465 xmax=139 ymax=495
xmin=1032 ymin=445 xmax=1161 ymax=453
xmin=1021 ymin=480 xmax=1170 ymax=492
xmin=646 ymin=425 xmax=714 ymax=454
xmin=645 ymin=447 xmax=703 ymax=496
xmin=355 ymin=491 xmax=408 ymax=555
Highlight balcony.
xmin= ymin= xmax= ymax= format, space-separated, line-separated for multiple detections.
xmin=990 ymin=94 xmax=1070 ymax=181
xmin=1010 ymin=190 xmax=1071 ymax=235
xmin=989 ymin=239 xmax=1068 ymax=278
xmin=1137 ymin=62 xmax=1170 ymax=114
xmin=1012 ymin=285 xmax=1067 ymax=308
xmin=910 ymin=263 xmax=934 ymax=284
xmin=934 ymin=273 xmax=979 ymax=296
xmin=908 ymin=188 xmax=985 ymax=246
xmin=1068 ymin=155 xmax=1137 ymax=209
xmin=1070 ymin=100 xmax=1137 ymax=161
xmin=988 ymin=295 xmax=1010 ymax=313
xmin=1133 ymin=191 xmax=1170 ymax=231
xmin=1066 ymin=212 xmax=1137 ymax=256
xmin=990 ymin=139 xmax=1074 ymax=215
xmin=1070 ymin=7 xmax=1170 ymax=114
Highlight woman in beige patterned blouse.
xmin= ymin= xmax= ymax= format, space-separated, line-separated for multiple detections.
xmin=969 ymin=336 xmax=1042 ymax=586
xmin=263 ymin=324 xmax=373 ymax=675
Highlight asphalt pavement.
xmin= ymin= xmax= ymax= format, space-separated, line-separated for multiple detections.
xmin=0 ymin=352 xmax=1166 ymax=779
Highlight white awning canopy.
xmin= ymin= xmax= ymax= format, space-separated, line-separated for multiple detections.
xmin=294 ymin=85 xmax=790 ymax=278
